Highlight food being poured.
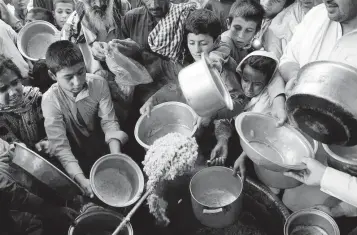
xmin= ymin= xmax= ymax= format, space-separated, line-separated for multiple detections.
xmin=143 ymin=132 xmax=199 ymax=226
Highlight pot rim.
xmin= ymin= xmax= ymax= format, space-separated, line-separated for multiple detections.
xmin=17 ymin=20 xmax=59 ymax=62
xmin=235 ymin=112 xmax=315 ymax=171
xmin=68 ymin=210 xmax=134 ymax=235
xmin=13 ymin=142 xmax=82 ymax=192
xmin=189 ymin=166 xmax=243 ymax=208
xmin=134 ymin=101 xmax=199 ymax=149
xmin=200 ymin=54 xmax=234 ymax=111
xmin=89 ymin=153 xmax=145 ymax=208
xmin=284 ymin=208 xmax=340 ymax=235
xmin=322 ymin=144 xmax=357 ymax=166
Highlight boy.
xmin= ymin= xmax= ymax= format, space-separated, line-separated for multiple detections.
xmin=52 ymin=0 xmax=74 ymax=29
xmin=221 ymin=0 xmax=265 ymax=64
xmin=211 ymin=51 xmax=285 ymax=168
xmin=25 ymin=7 xmax=55 ymax=24
xmin=0 ymin=138 xmax=77 ymax=234
xmin=42 ymin=40 xmax=128 ymax=197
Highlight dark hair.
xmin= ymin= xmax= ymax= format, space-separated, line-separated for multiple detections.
xmin=228 ymin=0 xmax=265 ymax=32
xmin=185 ymin=9 xmax=222 ymax=42
xmin=32 ymin=59 xmax=55 ymax=93
xmin=46 ymin=40 xmax=84 ymax=74
xmin=240 ymin=55 xmax=277 ymax=83
xmin=0 ymin=55 xmax=23 ymax=81
xmin=27 ymin=7 xmax=55 ymax=24
xmin=53 ymin=0 xmax=75 ymax=10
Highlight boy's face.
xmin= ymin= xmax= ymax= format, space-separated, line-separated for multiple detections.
xmin=226 ymin=17 xmax=257 ymax=48
xmin=260 ymin=0 xmax=286 ymax=18
xmin=54 ymin=2 xmax=74 ymax=29
xmin=241 ymin=65 xmax=267 ymax=98
xmin=25 ymin=12 xmax=37 ymax=24
xmin=187 ymin=33 xmax=215 ymax=62
xmin=143 ymin=0 xmax=170 ymax=18
xmin=0 ymin=69 xmax=23 ymax=106
xmin=49 ymin=62 xmax=87 ymax=95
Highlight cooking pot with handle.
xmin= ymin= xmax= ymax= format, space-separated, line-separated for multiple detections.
xmin=189 ymin=166 xmax=243 ymax=228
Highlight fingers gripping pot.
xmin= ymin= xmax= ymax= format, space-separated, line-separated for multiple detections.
xmin=190 ymin=167 xmax=243 ymax=228
xmin=286 ymin=61 xmax=357 ymax=146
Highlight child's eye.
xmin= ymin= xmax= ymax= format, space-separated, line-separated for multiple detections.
xmin=234 ymin=26 xmax=242 ymax=31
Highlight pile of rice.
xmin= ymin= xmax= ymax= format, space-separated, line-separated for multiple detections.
xmin=143 ymin=132 xmax=199 ymax=226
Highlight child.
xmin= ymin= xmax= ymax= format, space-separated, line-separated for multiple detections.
xmin=221 ymin=0 xmax=265 ymax=64
xmin=32 ymin=59 xmax=55 ymax=93
xmin=25 ymin=7 xmax=55 ymax=24
xmin=52 ymin=0 xmax=74 ymax=30
xmin=0 ymin=138 xmax=77 ymax=235
xmin=43 ymin=40 xmax=129 ymax=197
xmin=211 ymin=51 xmax=282 ymax=167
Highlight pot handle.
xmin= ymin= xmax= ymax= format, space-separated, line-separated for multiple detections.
xmin=203 ymin=208 xmax=223 ymax=214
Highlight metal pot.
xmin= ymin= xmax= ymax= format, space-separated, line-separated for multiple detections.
xmin=284 ymin=209 xmax=340 ymax=235
xmin=190 ymin=166 xmax=243 ymax=228
xmin=322 ymin=144 xmax=357 ymax=177
xmin=286 ymin=61 xmax=357 ymax=146
xmin=90 ymin=154 xmax=144 ymax=208
xmin=178 ymin=54 xmax=233 ymax=117
xmin=235 ymin=112 xmax=315 ymax=172
xmin=68 ymin=208 xmax=134 ymax=235
xmin=12 ymin=143 xmax=82 ymax=200
xmin=134 ymin=101 xmax=199 ymax=149
xmin=254 ymin=132 xmax=319 ymax=189
xmin=17 ymin=20 xmax=60 ymax=61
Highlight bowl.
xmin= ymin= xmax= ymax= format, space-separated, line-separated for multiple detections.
xmin=178 ymin=53 xmax=233 ymax=117
xmin=134 ymin=101 xmax=199 ymax=149
xmin=284 ymin=209 xmax=340 ymax=235
xmin=12 ymin=143 xmax=82 ymax=200
xmin=235 ymin=112 xmax=315 ymax=172
xmin=90 ymin=153 xmax=144 ymax=208
xmin=68 ymin=209 xmax=133 ymax=235
xmin=322 ymin=144 xmax=357 ymax=177
xmin=254 ymin=132 xmax=319 ymax=189
xmin=17 ymin=20 xmax=60 ymax=61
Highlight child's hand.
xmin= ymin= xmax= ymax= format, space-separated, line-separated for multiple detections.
xmin=285 ymin=76 xmax=298 ymax=97
xmin=209 ymin=139 xmax=228 ymax=166
xmin=284 ymin=157 xmax=327 ymax=186
xmin=35 ymin=140 xmax=52 ymax=155
xmin=233 ymin=152 xmax=247 ymax=181
xmin=91 ymin=41 xmax=109 ymax=61
xmin=75 ymin=174 xmax=94 ymax=198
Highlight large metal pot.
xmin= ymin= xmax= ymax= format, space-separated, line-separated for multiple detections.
xmin=90 ymin=154 xmax=144 ymax=208
xmin=284 ymin=209 xmax=340 ymax=235
xmin=178 ymin=54 xmax=233 ymax=117
xmin=190 ymin=166 xmax=243 ymax=228
xmin=254 ymin=132 xmax=319 ymax=189
xmin=12 ymin=143 xmax=82 ymax=200
xmin=68 ymin=208 xmax=134 ymax=235
xmin=17 ymin=20 xmax=60 ymax=61
xmin=235 ymin=112 xmax=314 ymax=172
xmin=134 ymin=101 xmax=199 ymax=149
xmin=286 ymin=61 xmax=357 ymax=146
xmin=322 ymin=144 xmax=357 ymax=177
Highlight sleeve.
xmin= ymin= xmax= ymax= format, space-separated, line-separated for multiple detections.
xmin=35 ymin=92 xmax=47 ymax=141
xmin=0 ymin=116 xmax=21 ymax=144
xmin=214 ymin=119 xmax=233 ymax=141
xmin=27 ymin=0 xmax=33 ymax=11
xmin=98 ymin=79 xmax=129 ymax=145
xmin=263 ymin=27 xmax=283 ymax=59
xmin=320 ymin=167 xmax=357 ymax=208
xmin=208 ymin=39 xmax=231 ymax=71
xmin=121 ymin=13 xmax=131 ymax=39
xmin=120 ymin=0 xmax=132 ymax=16
xmin=4 ymin=21 xmax=17 ymax=44
xmin=41 ymin=92 xmax=83 ymax=179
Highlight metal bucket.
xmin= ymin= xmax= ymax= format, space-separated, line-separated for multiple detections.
xmin=284 ymin=209 xmax=340 ymax=235
xmin=134 ymin=101 xmax=199 ymax=149
xmin=68 ymin=209 xmax=134 ymax=235
xmin=90 ymin=154 xmax=144 ymax=208
xmin=178 ymin=54 xmax=233 ymax=117
xmin=17 ymin=20 xmax=60 ymax=61
xmin=254 ymin=132 xmax=319 ymax=189
xmin=323 ymin=144 xmax=357 ymax=177
xmin=190 ymin=166 xmax=243 ymax=228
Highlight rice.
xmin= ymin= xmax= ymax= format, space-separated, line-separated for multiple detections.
xmin=143 ymin=132 xmax=199 ymax=225
xmin=94 ymin=168 xmax=132 ymax=205
xmin=197 ymin=189 xmax=237 ymax=207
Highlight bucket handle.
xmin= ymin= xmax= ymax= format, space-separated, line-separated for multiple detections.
xmin=203 ymin=208 xmax=223 ymax=214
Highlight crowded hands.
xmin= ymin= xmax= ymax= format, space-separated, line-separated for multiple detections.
xmin=91 ymin=39 xmax=142 ymax=61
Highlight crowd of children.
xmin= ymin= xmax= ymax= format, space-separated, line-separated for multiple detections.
xmin=0 ymin=0 xmax=357 ymax=234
